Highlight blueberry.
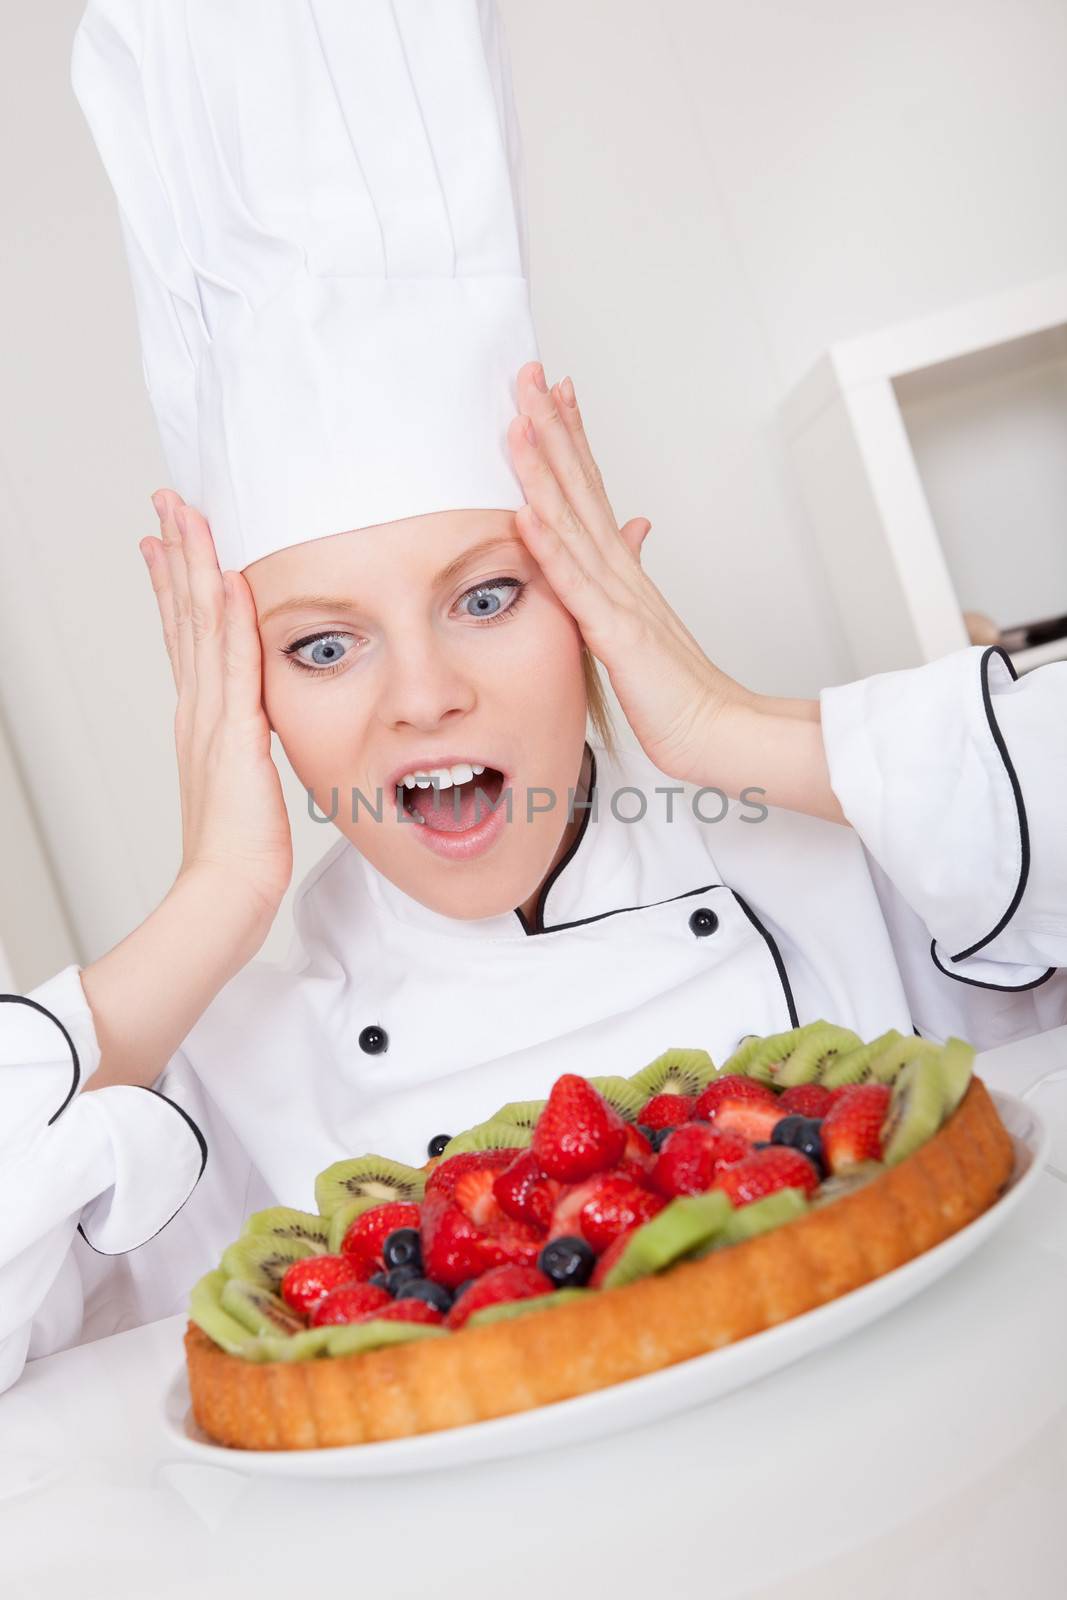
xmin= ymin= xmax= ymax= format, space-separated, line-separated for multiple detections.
xmin=427 ymin=1133 xmax=452 ymax=1158
xmin=395 ymin=1278 xmax=452 ymax=1314
xmin=538 ymin=1235 xmax=595 ymax=1288
xmin=382 ymin=1227 xmax=422 ymax=1271
xmin=772 ymin=1114 xmax=826 ymax=1176
xmin=369 ymin=1271 xmax=391 ymax=1294
xmin=385 ymin=1263 xmax=422 ymax=1295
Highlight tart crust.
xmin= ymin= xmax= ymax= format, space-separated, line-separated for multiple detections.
xmin=185 ymin=1076 xmax=1014 ymax=1450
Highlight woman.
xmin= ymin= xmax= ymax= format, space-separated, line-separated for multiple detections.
xmin=1 ymin=1 xmax=1064 ymax=1392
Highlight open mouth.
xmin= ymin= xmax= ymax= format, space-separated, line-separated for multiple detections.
xmin=395 ymin=765 xmax=507 ymax=835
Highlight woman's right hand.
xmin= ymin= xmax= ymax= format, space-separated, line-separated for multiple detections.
xmin=141 ymin=490 xmax=294 ymax=928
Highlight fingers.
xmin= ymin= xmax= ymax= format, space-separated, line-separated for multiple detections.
xmin=514 ymin=362 xmax=619 ymax=552
xmin=153 ymin=489 xmax=197 ymax=701
xmin=139 ymin=525 xmax=181 ymax=695
xmin=175 ymin=500 xmax=227 ymax=729
xmin=221 ymin=567 xmax=267 ymax=725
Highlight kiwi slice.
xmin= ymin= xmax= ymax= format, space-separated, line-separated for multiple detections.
xmin=881 ymin=1056 xmax=945 ymax=1166
xmin=819 ymin=1029 xmax=906 ymax=1088
xmin=729 ymin=1027 xmax=804 ymax=1083
xmin=220 ymin=1278 xmax=307 ymax=1338
xmin=628 ymin=1047 xmax=718 ymax=1101
xmin=220 ymin=1233 xmax=319 ymax=1293
xmin=600 ymin=1191 xmax=733 ymax=1289
xmin=717 ymin=1033 xmax=771 ymax=1077
xmin=440 ymin=1120 xmax=532 ymax=1158
xmin=240 ymin=1206 xmax=330 ymax=1252
xmin=490 ymin=1098 xmax=547 ymax=1130
xmin=586 ymin=1076 xmax=647 ymax=1122
xmin=245 ymin=1327 xmax=335 ymax=1364
xmin=466 ymin=1288 xmax=589 ymax=1328
xmin=936 ymin=1037 xmax=975 ymax=1117
xmin=322 ymin=1320 xmax=449 ymax=1357
xmin=715 ymin=1186 xmax=808 ymax=1246
xmin=189 ymin=1269 xmax=258 ymax=1356
xmin=861 ymin=1032 xmax=940 ymax=1086
xmin=770 ymin=1023 xmax=863 ymax=1088
xmin=326 ymin=1198 xmax=367 ymax=1255
xmin=314 ymin=1155 xmax=426 ymax=1219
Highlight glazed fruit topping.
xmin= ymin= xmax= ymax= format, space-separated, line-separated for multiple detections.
xmin=341 ymin=1202 xmax=422 ymax=1278
xmin=538 ymin=1234 xmax=596 ymax=1288
xmin=652 ymin=1123 xmax=750 ymax=1198
xmin=714 ymin=1147 xmax=821 ymax=1206
xmin=280 ymin=1254 xmax=364 ymax=1317
xmin=694 ymin=1075 xmax=776 ymax=1121
xmin=532 ymin=1073 xmax=627 ymax=1181
xmin=446 ymin=1264 xmax=555 ymax=1330
xmin=493 ymin=1150 xmax=561 ymax=1229
xmin=821 ymin=1083 xmax=892 ymax=1173
xmin=310 ymin=1282 xmax=392 ymax=1327
xmin=639 ymin=1092 xmax=697 ymax=1130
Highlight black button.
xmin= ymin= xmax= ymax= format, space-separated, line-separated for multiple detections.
xmin=358 ymin=1024 xmax=389 ymax=1055
xmin=427 ymin=1133 xmax=452 ymax=1158
xmin=688 ymin=907 xmax=719 ymax=937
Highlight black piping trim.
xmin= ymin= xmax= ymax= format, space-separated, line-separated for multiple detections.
xmin=528 ymin=881 xmax=723 ymax=936
xmin=0 ymin=993 xmax=81 ymax=1125
xmin=515 ymin=742 xmax=598 ymax=935
xmin=950 ymin=646 xmax=1030 ymax=963
xmin=729 ymin=891 xmax=800 ymax=1027
xmin=930 ymin=939 xmax=1056 ymax=994
xmin=77 ymin=1085 xmax=208 ymax=1257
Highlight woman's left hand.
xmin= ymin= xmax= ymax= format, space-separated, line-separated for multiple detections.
xmin=507 ymin=361 xmax=747 ymax=788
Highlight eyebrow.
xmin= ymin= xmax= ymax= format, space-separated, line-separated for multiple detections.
xmin=256 ymin=535 xmax=523 ymax=626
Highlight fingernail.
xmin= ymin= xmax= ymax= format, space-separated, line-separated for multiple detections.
xmin=151 ymin=491 xmax=166 ymax=522
xmin=532 ymin=363 xmax=548 ymax=393
xmin=560 ymin=376 xmax=576 ymax=407
xmin=174 ymin=506 xmax=188 ymax=537
xmin=524 ymin=416 xmax=537 ymax=447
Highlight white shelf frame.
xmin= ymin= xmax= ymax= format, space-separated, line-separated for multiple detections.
xmin=780 ymin=272 xmax=1067 ymax=679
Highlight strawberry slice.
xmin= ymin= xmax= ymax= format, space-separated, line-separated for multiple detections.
xmin=821 ymin=1083 xmax=891 ymax=1172
xmin=310 ymin=1282 xmax=392 ymax=1327
xmin=711 ymin=1099 xmax=783 ymax=1144
xmin=493 ymin=1150 xmax=561 ymax=1229
xmin=778 ymin=1084 xmax=835 ymax=1118
xmin=638 ymin=1092 xmax=696 ymax=1130
xmin=281 ymin=1254 xmax=364 ymax=1317
xmin=694 ymin=1075 xmax=777 ymax=1121
xmin=446 ymin=1265 xmax=554 ymax=1330
xmin=651 ymin=1123 xmax=749 ymax=1198
xmin=621 ymin=1123 xmax=656 ymax=1175
xmin=573 ymin=1172 xmax=664 ymax=1252
xmin=373 ymin=1298 xmax=444 ymax=1326
xmin=425 ymin=1147 xmax=522 ymax=1201
xmin=422 ymin=1167 xmax=544 ymax=1289
xmin=532 ymin=1074 xmax=627 ymax=1181
xmin=714 ymin=1147 xmax=819 ymax=1206
xmin=340 ymin=1202 xmax=422 ymax=1277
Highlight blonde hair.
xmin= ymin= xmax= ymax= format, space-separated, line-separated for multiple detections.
xmin=582 ymin=647 xmax=617 ymax=759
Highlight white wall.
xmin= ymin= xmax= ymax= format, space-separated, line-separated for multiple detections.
xmin=2 ymin=0 xmax=1066 ymax=990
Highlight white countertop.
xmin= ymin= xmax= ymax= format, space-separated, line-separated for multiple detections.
xmin=4 ymin=1030 xmax=1067 ymax=1600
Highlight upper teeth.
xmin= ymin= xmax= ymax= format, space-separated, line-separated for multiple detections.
xmin=398 ymin=762 xmax=487 ymax=790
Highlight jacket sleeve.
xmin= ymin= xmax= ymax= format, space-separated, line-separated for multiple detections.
xmin=0 ymin=964 xmax=207 ymax=1395
xmin=819 ymin=644 xmax=1067 ymax=992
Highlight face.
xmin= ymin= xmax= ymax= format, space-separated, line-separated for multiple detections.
xmin=245 ymin=508 xmax=590 ymax=920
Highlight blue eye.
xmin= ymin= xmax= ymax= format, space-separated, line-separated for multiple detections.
xmin=284 ymin=632 xmax=354 ymax=673
xmin=459 ymin=578 xmax=523 ymax=620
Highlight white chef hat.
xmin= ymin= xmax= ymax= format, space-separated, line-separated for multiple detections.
xmin=71 ymin=0 xmax=540 ymax=571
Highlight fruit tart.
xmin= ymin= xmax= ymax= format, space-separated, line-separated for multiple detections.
xmin=185 ymin=1022 xmax=1014 ymax=1450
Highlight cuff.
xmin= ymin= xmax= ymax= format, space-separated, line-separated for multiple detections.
xmin=1 ymin=964 xmax=102 ymax=1139
xmin=2 ymin=1083 xmax=207 ymax=1260
xmin=819 ymin=645 xmax=1027 ymax=962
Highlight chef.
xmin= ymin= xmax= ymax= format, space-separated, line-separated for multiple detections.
xmin=1 ymin=0 xmax=1064 ymax=1395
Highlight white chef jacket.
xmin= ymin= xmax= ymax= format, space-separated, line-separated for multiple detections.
xmin=1 ymin=644 xmax=1064 ymax=1393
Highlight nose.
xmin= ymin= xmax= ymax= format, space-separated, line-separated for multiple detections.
xmin=375 ymin=631 xmax=477 ymax=733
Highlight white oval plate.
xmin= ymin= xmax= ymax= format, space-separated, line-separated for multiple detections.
xmin=161 ymin=1091 xmax=1047 ymax=1477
